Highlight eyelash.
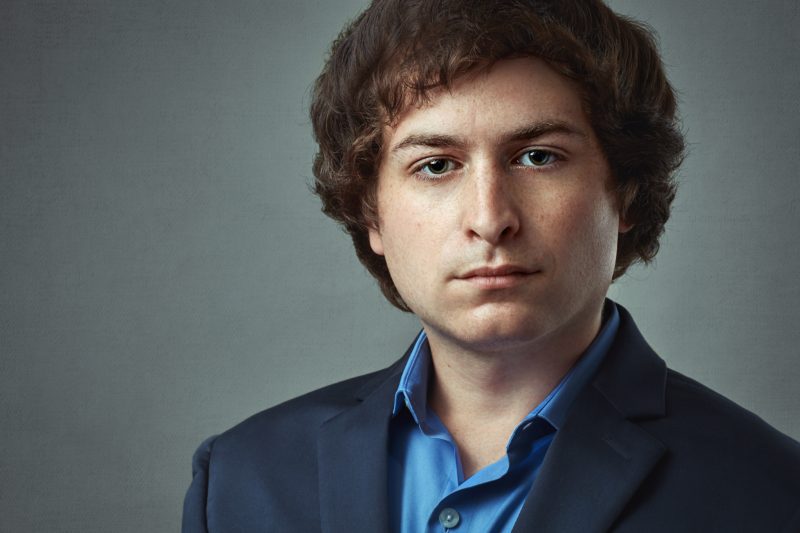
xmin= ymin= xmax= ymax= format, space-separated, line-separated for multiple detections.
xmin=411 ymin=149 xmax=562 ymax=181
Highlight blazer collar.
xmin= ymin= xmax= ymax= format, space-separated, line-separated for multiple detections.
xmin=512 ymin=304 xmax=668 ymax=533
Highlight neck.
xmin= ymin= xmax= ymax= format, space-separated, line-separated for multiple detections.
xmin=423 ymin=303 xmax=604 ymax=476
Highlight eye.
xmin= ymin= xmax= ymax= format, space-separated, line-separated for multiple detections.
xmin=516 ymin=149 xmax=559 ymax=167
xmin=418 ymin=158 xmax=456 ymax=176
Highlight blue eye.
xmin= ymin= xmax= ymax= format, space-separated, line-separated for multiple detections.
xmin=419 ymin=159 xmax=456 ymax=176
xmin=517 ymin=150 xmax=558 ymax=167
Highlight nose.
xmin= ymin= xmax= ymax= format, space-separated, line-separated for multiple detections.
xmin=461 ymin=163 xmax=521 ymax=245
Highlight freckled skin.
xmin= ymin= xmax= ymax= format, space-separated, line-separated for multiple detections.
xmin=369 ymin=57 xmax=630 ymax=360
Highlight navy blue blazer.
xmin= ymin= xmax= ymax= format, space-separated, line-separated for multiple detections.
xmin=182 ymin=306 xmax=800 ymax=532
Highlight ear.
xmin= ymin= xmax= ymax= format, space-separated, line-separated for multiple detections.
xmin=614 ymin=181 xmax=636 ymax=234
xmin=618 ymin=215 xmax=633 ymax=234
xmin=368 ymin=225 xmax=385 ymax=255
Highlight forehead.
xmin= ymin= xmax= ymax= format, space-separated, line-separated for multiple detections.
xmin=383 ymin=57 xmax=593 ymax=151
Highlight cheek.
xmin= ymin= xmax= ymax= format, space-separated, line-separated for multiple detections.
xmin=380 ymin=208 xmax=423 ymax=254
xmin=547 ymin=192 xmax=620 ymax=265
xmin=380 ymin=186 xmax=447 ymax=247
xmin=578 ymin=201 xmax=621 ymax=273
xmin=377 ymin=201 xmax=430 ymax=272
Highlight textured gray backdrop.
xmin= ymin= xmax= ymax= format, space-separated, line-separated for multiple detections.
xmin=2 ymin=1 xmax=798 ymax=531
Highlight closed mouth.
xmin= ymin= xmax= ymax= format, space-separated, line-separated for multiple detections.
xmin=456 ymin=265 xmax=538 ymax=289
xmin=459 ymin=264 xmax=535 ymax=278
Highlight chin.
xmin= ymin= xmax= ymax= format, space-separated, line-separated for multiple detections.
xmin=448 ymin=314 xmax=548 ymax=353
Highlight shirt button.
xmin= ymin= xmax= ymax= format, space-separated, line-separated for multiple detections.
xmin=438 ymin=507 xmax=461 ymax=529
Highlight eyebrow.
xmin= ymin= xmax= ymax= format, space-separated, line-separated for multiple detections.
xmin=389 ymin=120 xmax=588 ymax=154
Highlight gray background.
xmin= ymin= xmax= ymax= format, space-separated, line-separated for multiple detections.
xmin=2 ymin=0 xmax=798 ymax=531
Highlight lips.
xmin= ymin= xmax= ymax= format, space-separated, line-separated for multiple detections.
xmin=460 ymin=264 xmax=532 ymax=277
xmin=456 ymin=264 xmax=537 ymax=289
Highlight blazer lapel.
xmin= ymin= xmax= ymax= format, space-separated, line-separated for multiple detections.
xmin=317 ymin=359 xmax=405 ymax=533
xmin=512 ymin=386 xmax=665 ymax=533
xmin=513 ymin=305 xmax=668 ymax=533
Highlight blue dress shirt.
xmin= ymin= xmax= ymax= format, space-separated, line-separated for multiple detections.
xmin=388 ymin=303 xmax=620 ymax=533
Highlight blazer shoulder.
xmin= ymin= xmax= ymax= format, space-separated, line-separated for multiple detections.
xmin=652 ymin=368 xmax=800 ymax=497
xmin=182 ymin=360 xmax=404 ymax=531
xmin=209 ymin=358 xmax=402 ymax=457
xmin=665 ymin=368 xmax=800 ymax=454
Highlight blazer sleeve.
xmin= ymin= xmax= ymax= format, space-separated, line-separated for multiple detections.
xmin=181 ymin=435 xmax=217 ymax=533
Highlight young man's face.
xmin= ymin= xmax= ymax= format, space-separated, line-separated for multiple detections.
xmin=369 ymin=57 xmax=629 ymax=354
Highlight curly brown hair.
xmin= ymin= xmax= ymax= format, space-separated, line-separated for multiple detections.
xmin=310 ymin=0 xmax=685 ymax=311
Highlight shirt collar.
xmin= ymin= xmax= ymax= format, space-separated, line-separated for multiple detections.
xmin=392 ymin=300 xmax=621 ymax=432
xmin=392 ymin=330 xmax=431 ymax=424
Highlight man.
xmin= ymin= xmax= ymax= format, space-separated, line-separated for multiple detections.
xmin=182 ymin=0 xmax=800 ymax=531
